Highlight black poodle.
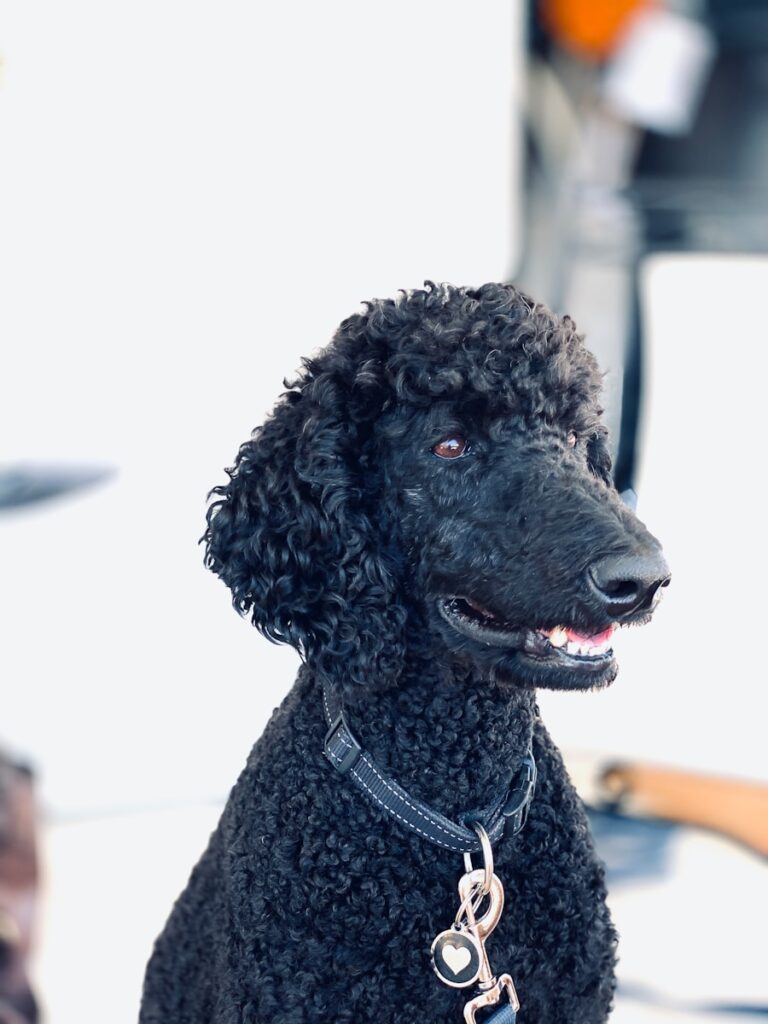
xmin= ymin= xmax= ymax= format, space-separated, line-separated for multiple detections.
xmin=140 ymin=283 xmax=669 ymax=1024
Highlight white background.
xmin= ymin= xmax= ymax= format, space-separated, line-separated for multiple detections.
xmin=0 ymin=0 xmax=522 ymax=817
xmin=0 ymin=3 xmax=765 ymax=1022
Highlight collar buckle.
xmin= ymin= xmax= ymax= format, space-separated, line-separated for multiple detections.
xmin=323 ymin=713 xmax=363 ymax=774
xmin=502 ymin=753 xmax=537 ymax=836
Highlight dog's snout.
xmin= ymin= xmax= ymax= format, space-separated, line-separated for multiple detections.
xmin=587 ymin=550 xmax=671 ymax=620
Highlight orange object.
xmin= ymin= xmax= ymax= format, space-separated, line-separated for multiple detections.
xmin=540 ymin=0 xmax=654 ymax=61
xmin=600 ymin=762 xmax=768 ymax=857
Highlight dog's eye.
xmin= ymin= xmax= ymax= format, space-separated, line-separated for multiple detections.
xmin=566 ymin=431 xmax=578 ymax=448
xmin=432 ymin=435 xmax=468 ymax=460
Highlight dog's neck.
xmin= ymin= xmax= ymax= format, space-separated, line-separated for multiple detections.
xmin=339 ymin=661 xmax=537 ymax=823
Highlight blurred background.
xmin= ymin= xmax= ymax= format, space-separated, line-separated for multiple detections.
xmin=0 ymin=1 xmax=766 ymax=1021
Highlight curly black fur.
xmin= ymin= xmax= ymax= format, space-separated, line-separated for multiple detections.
xmin=140 ymin=283 xmax=665 ymax=1023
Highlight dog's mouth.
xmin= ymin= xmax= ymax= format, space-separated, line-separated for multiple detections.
xmin=437 ymin=596 xmax=616 ymax=665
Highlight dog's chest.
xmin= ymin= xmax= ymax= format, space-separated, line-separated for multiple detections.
xmin=222 ymin=681 xmax=612 ymax=1021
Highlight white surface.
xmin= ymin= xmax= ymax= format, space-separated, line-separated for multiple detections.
xmin=34 ymin=805 xmax=222 ymax=1023
xmin=603 ymin=9 xmax=715 ymax=135
xmin=0 ymin=0 xmax=525 ymax=818
xmin=609 ymin=828 xmax=767 ymax=1008
xmin=540 ymin=255 xmax=768 ymax=784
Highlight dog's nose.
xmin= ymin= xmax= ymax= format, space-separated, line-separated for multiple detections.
xmin=587 ymin=549 xmax=671 ymax=620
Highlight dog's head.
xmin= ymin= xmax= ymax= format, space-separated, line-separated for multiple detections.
xmin=205 ymin=283 xmax=669 ymax=696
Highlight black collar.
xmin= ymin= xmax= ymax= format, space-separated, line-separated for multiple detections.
xmin=322 ymin=682 xmax=536 ymax=855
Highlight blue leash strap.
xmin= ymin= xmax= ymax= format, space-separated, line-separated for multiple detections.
xmin=484 ymin=1005 xmax=517 ymax=1023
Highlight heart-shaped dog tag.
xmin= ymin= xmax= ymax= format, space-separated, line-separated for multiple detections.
xmin=431 ymin=928 xmax=482 ymax=988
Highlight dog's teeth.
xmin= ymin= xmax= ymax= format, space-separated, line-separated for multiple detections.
xmin=566 ymin=640 xmax=588 ymax=656
xmin=547 ymin=627 xmax=567 ymax=648
xmin=559 ymin=637 xmax=612 ymax=658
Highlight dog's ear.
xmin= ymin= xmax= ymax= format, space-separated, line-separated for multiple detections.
xmin=204 ymin=366 xmax=406 ymax=693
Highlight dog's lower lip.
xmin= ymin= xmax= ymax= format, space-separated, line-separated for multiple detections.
xmin=437 ymin=597 xmax=615 ymax=665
